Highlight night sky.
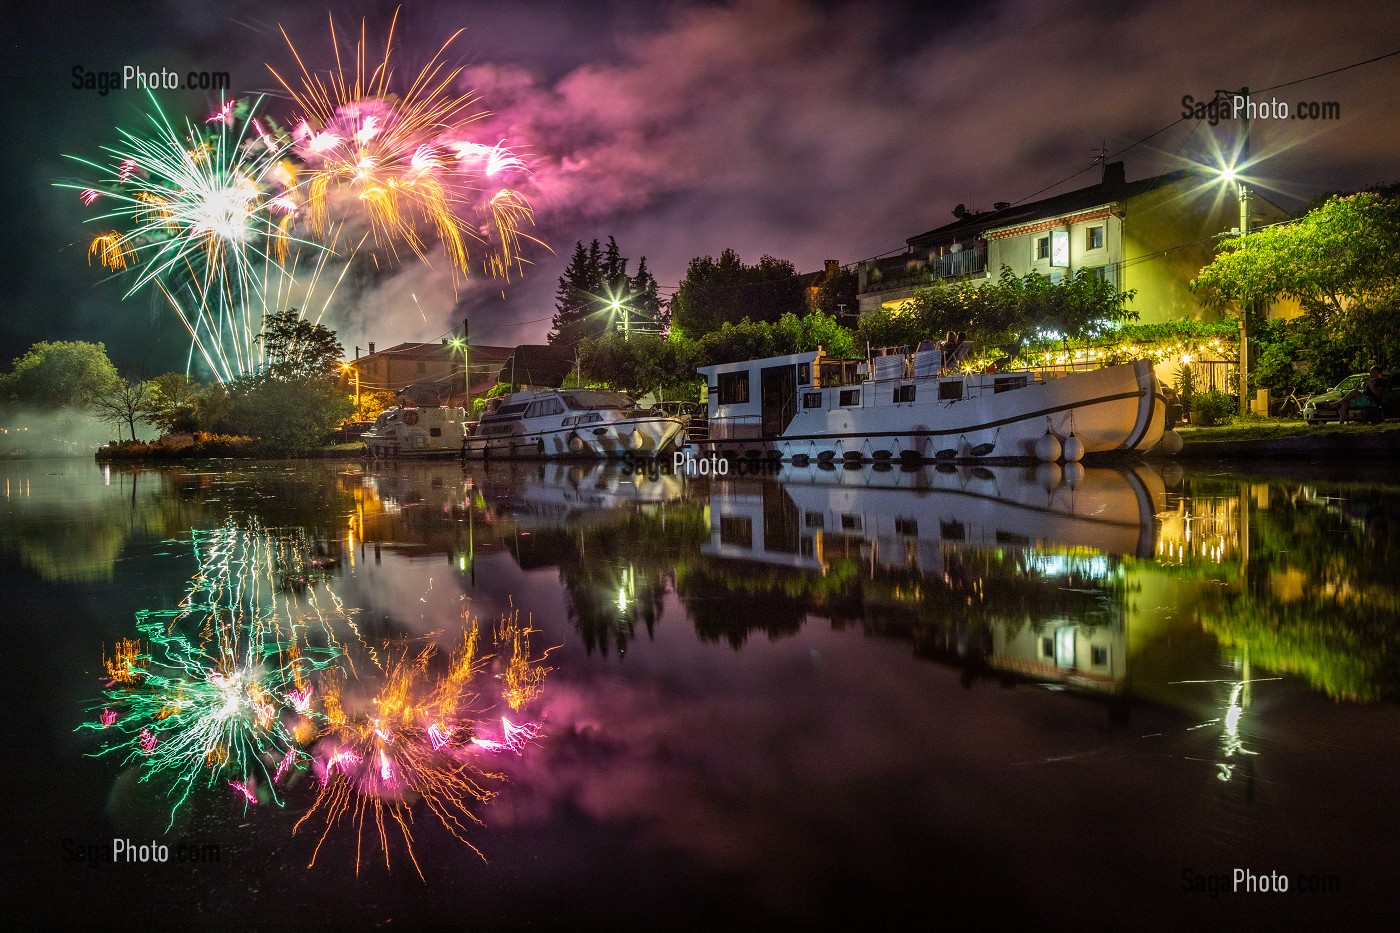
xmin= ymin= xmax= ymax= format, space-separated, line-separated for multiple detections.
xmin=3 ymin=0 xmax=1398 ymax=374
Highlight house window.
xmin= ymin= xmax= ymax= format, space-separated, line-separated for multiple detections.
xmin=894 ymin=385 xmax=916 ymax=403
xmin=798 ymin=362 xmax=811 ymax=385
xmin=1091 ymin=646 xmax=1109 ymax=667
xmin=803 ymin=392 xmax=823 ymax=409
xmin=1036 ymin=235 xmax=1050 ymax=260
xmin=1084 ymin=265 xmax=1112 ymax=284
xmin=938 ymin=381 xmax=963 ymax=401
xmin=1042 ymin=637 xmax=1054 ymax=658
xmin=718 ymin=372 xmax=750 ymax=405
xmin=1086 ymin=225 xmax=1105 ymax=250
xmin=839 ymin=389 xmax=861 ymax=407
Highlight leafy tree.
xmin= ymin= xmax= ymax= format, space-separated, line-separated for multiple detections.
xmin=220 ymin=376 xmax=353 ymax=454
xmin=856 ymin=266 xmax=1135 ymax=358
xmin=90 ymin=376 xmax=158 ymax=441
xmin=353 ymin=389 xmax=399 ymax=421
xmin=631 ymin=256 xmax=664 ymax=329
xmin=143 ymin=372 xmax=201 ymax=434
xmin=669 ymin=249 xmax=805 ymax=338
xmin=257 ymin=309 xmax=344 ymax=380
xmin=812 ymin=266 xmax=859 ymax=322
xmin=0 ymin=340 xmax=120 ymax=408
xmin=1191 ymin=191 xmax=1400 ymax=321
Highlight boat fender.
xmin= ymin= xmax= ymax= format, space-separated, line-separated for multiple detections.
xmin=934 ymin=448 xmax=958 ymax=460
xmin=1034 ymin=432 xmax=1062 ymax=463
xmin=537 ymin=439 xmax=546 ymax=455
xmin=1062 ymin=434 xmax=1085 ymax=463
xmin=1063 ymin=461 xmax=1085 ymax=487
xmin=872 ymin=450 xmax=892 ymax=461
xmin=816 ymin=450 xmax=836 ymax=462
xmin=1156 ymin=430 xmax=1183 ymax=456
xmin=1035 ymin=462 xmax=1063 ymax=492
xmin=791 ymin=454 xmax=810 ymax=467
xmin=842 ymin=450 xmax=863 ymax=461
xmin=970 ymin=443 xmax=996 ymax=457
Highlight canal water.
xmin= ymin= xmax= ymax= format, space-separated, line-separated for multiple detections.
xmin=4 ymin=457 xmax=1399 ymax=930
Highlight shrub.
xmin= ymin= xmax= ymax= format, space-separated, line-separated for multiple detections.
xmin=1191 ymin=390 xmax=1236 ymax=427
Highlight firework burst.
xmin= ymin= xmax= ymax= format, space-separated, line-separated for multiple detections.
xmin=60 ymin=93 xmax=327 ymax=383
xmin=270 ymin=9 xmax=542 ymax=286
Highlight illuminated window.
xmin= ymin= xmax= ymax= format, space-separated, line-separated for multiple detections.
xmin=1086 ymin=225 xmax=1105 ymax=250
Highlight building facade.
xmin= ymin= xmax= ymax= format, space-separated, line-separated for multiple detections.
xmin=858 ymin=161 xmax=1297 ymax=324
xmin=348 ymin=339 xmax=515 ymax=407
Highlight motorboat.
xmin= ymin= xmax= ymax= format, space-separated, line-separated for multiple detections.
xmin=462 ymin=388 xmax=687 ymax=459
xmin=362 ymin=405 xmax=468 ymax=458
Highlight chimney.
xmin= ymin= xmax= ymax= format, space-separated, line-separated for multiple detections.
xmin=824 ymin=259 xmax=839 ymax=276
xmin=1101 ymin=161 xmax=1126 ymax=186
xmin=442 ymin=337 xmax=448 ymax=345
xmin=368 ymin=342 xmax=376 ymax=355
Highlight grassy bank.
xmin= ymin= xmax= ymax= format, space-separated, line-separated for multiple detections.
xmin=1178 ymin=419 xmax=1400 ymax=444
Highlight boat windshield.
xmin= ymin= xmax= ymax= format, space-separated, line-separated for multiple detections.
xmin=562 ymin=390 xmax=633 ymax=411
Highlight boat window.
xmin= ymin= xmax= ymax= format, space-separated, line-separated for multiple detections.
xmin=938 ymin=381 xmax=963 ymax=401
xmin=525 ymin=397 xmax=565 ymax=418
xmin=429 ymin=427 xmax=442 ymax=437
xmin=719 ymin=515 xmax=753 ymax=549
xmin=839 ymin=389 xmax=861 ymax=407
xmin=895 ymin=518 xmax=918 ymax=536
xmin=840 ymin=514 xmax=862 ymax=531
xmin=804 ymin=512 xmax=824 ymax=529
xmin=580 ymin=413 xmax=603 ymax=425
xmin=894 ymin=385 xmax=916 ymax=403
xmin=994 ymin=376 xmax=1029 ymax=393
xmin=718 ymin=372 xmax=750 ymax=405
xmin=802 ymin=392 xmax=823 ymax=409
xmin=492 ymin=402 xmax=529 ymax=418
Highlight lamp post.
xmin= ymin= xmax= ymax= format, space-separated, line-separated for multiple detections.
xmin=1217 ymin=86 xmax=1252 ymax=415
xmin=611 ymin=297 xmax=630 ymax=341
xmin=342 ymin=362 xmax=360 ymax=416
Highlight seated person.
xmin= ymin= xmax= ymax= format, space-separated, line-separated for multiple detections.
xmin=1338 ymin=366 xmax=1389 ymax=423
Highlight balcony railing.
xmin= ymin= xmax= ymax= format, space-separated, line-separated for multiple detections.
xmin=863 ymin=245 xmax=988 ymax=294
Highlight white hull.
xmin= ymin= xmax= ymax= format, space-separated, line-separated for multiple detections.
xmin=697 ymin=354 xmax=1166 ymax=463
xmin=363 ymin=406 xmax=467 ymax=458
xmin=463 ymin=388 xmax=686 ymax=460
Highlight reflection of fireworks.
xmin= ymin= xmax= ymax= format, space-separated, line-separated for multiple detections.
xmin=60 ymin=94 xmax=325 ymax=383
xmin=270 ymin=10 xmax=541 ymax=285
xmin=80 ymin=521 xmax=342 ymax=822
xmin=296 ymin=615 xmax=550 ymax=875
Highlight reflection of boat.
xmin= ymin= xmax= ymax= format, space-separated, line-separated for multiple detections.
xmin=705 ymin=463 xmax=1164 ymax=568
xmin=701 ymin=463 xmax=1165 ymax=696
xmin=694 ymin=348 xmax=1168 ymax=463
xmin=463 ymin=389 xmax=686 ymax=460
xmin=363 ymin=406 xmax=469 ymax=458
xmin=474 ymin=461 xmax=686 ymax=530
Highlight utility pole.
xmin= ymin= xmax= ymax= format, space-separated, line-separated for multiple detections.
xmin=1218 ymin=86 xmax=1252 ymax=416
xmin=462 ymin=316 xmax=470 ymax=410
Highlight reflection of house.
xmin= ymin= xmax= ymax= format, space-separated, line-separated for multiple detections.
xmin=348 ymin=339 xmax=515 ymax=406
xmin=858 ymin=161 xmax=1297 ymax=324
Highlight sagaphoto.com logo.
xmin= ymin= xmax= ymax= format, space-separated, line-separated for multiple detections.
xmin=72 ymin=65 xmax=231 ymax=97
xmin=1181 ymin=93 xmax=1341 ymax=125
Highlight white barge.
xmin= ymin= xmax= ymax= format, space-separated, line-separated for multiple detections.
xmin=694 ymin=346 xmax=1169 ymax=463
xmin=462 ymin=388 xmax=687 ymax=460
xmin=363 ymin=405 xmax=469 ymax=458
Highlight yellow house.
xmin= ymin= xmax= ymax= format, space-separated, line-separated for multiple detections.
xmin=858 ymin=161 xmax=1299 ymax=324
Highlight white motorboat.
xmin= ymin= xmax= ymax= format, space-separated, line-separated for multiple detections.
xmin=462 ymin=388 xmax=687 ymax=459
xmin=693 ymin=346 xmax=1171 ymax=463
xmin=362 ymin=405 xmax=468 ymax=458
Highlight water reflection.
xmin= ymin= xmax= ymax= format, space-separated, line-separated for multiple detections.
xmin=77 ymin=511 xmax=551 ymax=874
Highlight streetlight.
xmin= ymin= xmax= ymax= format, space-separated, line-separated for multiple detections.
xmin=610 ymin=296 xmax=630 ymax=341
xmin=342 ymin=361 xmax=360 ymax=416
xmin=1215 ymin=86 xmax=1253 ymax=416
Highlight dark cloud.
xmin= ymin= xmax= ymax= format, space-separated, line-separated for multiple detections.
xmin=4 ymin=0 xmax=1397 ymax=366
